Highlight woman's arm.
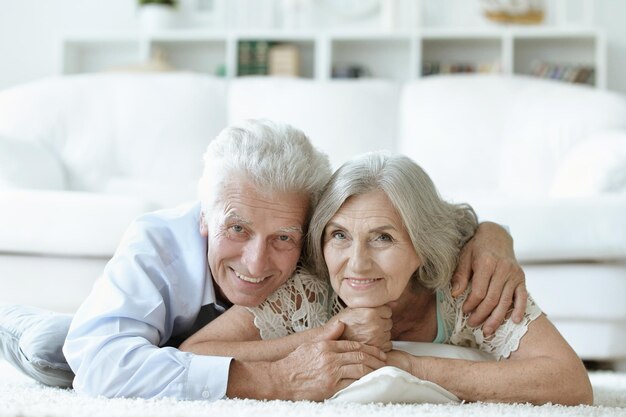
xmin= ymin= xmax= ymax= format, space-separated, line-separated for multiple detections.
xmin=387 ymin=315 xmax=592 ymax=405
xmin=179 ymin=305 xmax=343 ymax=361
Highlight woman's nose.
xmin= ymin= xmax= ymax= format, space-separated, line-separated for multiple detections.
xmin=347 ymin=241 xmax=372 ymax=273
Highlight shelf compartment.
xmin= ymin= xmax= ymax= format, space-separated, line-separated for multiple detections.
xmin=330 ymin=37 xmax=413 ymax=81
xmin=236 ymin=37 xmax=315 ymax=79
xmin=513 ymin=35 xmax=597 ymax=85
xmin=149 ymin=39 xmax=227 ymax=76
xmin=421 ymin=36 xmax=502 ymax=76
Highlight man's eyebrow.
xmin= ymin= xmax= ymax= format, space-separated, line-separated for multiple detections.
xmin=279 ymin=225 xmax=304 ymax=234
xmin=224 ymin=213 xmax=252 ymax=225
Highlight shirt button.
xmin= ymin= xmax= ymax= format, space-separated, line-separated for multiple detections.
xmin=202 ymin=390 xmax=210 ymax=399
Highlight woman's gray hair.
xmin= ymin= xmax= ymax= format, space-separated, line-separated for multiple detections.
xmin=307 ymin=151 xmax=478 ymax=291
xmin=198 ymin=119 xmax=332 ymax=221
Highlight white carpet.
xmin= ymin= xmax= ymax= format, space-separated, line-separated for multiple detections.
xmin=1 ymin=360 xmax=625 ymax=417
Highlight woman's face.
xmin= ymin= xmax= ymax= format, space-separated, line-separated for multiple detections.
xmin=322 ymin=190 xmax=421 ymax=308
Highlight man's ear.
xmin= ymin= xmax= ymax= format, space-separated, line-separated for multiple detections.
xmin=199 ymin=211 xmax=209 ymax=237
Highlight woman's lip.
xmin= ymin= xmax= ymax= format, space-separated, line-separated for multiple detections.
xmin=343 ymin=277 xmax=382 ymax=287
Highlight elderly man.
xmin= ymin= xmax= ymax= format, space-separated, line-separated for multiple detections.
xmin=1 ymin=119 xmax=525 ymax=401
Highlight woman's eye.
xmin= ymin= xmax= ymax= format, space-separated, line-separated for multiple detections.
xmin=332 ymin=231 xmax=346 ymax=240
xmin=377 ymin=233 xmax=393 ymax=242
xmin=278 ymin=235 xmax=291 ymax=242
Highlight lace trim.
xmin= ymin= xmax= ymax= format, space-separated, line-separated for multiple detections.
xmin=249 ymin=271 xmax=542 ymax=361
xmin=247 ymin=268 xmax=331 ymax=340
xmin=442 ymin=285 xmax=543 ymax=360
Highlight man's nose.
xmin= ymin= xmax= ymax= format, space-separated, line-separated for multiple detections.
xmin=347 ymin=241 xmax=372 ymax=273
xmin=242 ymin=237 xmax=269 ymax=277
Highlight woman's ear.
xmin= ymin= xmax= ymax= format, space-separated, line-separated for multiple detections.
xmin=199 ymin=211 xmax=209 ymax=237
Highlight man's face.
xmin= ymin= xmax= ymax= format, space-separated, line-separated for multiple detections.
xmin=203 ymin=179 xmax=310 ymax=307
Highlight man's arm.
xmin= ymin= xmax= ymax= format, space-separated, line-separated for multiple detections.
xmin=450 ymin=221 xmax=528 ymax=335
xmin=180 ymin=305 xmax=387 ymax=400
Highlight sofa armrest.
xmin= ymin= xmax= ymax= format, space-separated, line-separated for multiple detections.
xmin=0 ymin=135 xmax=66 ymax=190
xmin=550 ymin=130 xmax=626 ymax=197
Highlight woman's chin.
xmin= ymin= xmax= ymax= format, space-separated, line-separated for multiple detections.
xmin=341 ymin=294 xmax=392 ymax=309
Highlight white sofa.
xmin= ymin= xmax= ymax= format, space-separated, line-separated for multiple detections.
xmin=1 ymin=73 xmax=625 ymax=367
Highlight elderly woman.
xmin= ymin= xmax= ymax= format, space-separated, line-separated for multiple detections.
xmin=181 ymin=151 xmax=592 ymax=405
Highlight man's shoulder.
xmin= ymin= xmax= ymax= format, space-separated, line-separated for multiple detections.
xmin=117 ymin=202 xmax=204 ymax=263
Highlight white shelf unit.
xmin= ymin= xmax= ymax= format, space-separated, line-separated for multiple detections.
xmin=61 ymin=27 xmax=606 ymax=88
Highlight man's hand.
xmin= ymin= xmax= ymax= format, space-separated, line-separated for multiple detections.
xmin=451 ymin=222 xmax=528 ymax=336
xmin=329 ymin=306 xmax=393 ymax=352
xmin=271 ymin=339 xmax=387 ymax=401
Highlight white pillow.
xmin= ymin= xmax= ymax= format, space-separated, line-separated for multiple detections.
xmin=550 ymin=130 xmax=626 ymax=197
xmin=0 ymin=135 xmax=66 ymax=190
xmin=328 ymin=342 xmax=492 ymax=404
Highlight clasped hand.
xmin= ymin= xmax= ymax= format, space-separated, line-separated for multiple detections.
xmin=330 ymin=306 xmax=393 ymax=352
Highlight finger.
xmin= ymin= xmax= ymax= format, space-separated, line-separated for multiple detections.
xmin=461 ymin=258 xmax=495 ymax=314
xmin=328 ymin=340 xmax=386 ymax=361
xmin=339 ymin=349 xmax=387 ymax=370
xmin=480 ymin=280 xmax=516 ymax=335
xmin=467 ymin=264 xmax=506 ymax=327
xmin=336 ymin=378 xmax=359 ymax=393
xmin=511 ymin=283 xmax=528 ymax=324
xmin=322 ymin=320 xmax=346 ymax=341
xmin=381 ymin=341 xmax=393 ymax=352
xmin=359 ymin=342 xmax=387 ymax=361
xmin=338 ymin=362 xmax=381 ymax=381
xmin=451 ymin=245 xmax=473 ymax=297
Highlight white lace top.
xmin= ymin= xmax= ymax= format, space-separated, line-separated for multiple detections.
xmin=248 ymin=269 xmax=543 ymax=360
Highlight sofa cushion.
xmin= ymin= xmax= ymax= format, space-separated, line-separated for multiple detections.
xmin=498 ymin=79 xmax=626 ymax=197
xmin=398 ymin=75 xmax=520 ymax=197
xmin=0 ymin=136 xmax=66 ymax=190
xmin=471 ymin=194 xmax=626 ymax=262
xmin=550 ymin=130 xmax=626 ymax=197
xmin=398 ymin=75 xmax=626 ymax=199
xmin=0 ymin=189 xmax=151 ymax=257
xmin=228 ymin=77 xmax=399 ymax=169
xmin=111 ymin=73 xmax=228 ymax=184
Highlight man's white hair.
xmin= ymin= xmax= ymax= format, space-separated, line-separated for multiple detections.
xmin=198 ymin=119 xmax=332 ymax=222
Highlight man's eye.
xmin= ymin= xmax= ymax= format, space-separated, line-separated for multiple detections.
xmin=278 ymin=235 xmax=291 ymax=242
xmin=230 ymin=225 xmax=244 ymax=233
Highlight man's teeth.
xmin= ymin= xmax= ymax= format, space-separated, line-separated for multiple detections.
xmin=235 ymin=271 xmax=265 ymax=283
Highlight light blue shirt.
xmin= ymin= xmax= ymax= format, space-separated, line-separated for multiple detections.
xmin=63 ymin=202 xmax=233 ymax=400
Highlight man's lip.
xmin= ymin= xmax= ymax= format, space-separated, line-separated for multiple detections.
xmin=231 ymin=268 xmax=268 ymax=284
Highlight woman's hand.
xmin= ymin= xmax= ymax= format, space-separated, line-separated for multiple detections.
xmin=328 ymin=306 xmax=393 ymax=352
xmin=451 ymin=221 xmax=528 ymax=336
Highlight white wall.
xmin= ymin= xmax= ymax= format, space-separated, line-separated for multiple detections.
xmin=1 ymin=0 xmax=626 ymax=93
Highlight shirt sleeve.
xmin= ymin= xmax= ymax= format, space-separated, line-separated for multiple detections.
xmin=63 ymin=208 xmax=232 ymax=401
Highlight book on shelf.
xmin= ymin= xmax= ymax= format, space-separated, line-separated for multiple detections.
xmin=422 ymin=61 xmax=499 ymax=76
xmin=531 ymin=61 xmax=595 ymax=85
xmin=238 ymin=41 xmax=300 ymax=77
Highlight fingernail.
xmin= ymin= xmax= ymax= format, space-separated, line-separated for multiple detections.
xmin=452 ymin=282 xmax=460 ymax=293
xmin=483 ymin=327 xmax=493 ymax=336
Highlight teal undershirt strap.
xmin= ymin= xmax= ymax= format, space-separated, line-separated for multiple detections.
xmin=432 ymin=290 xmax=447 ymax=344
